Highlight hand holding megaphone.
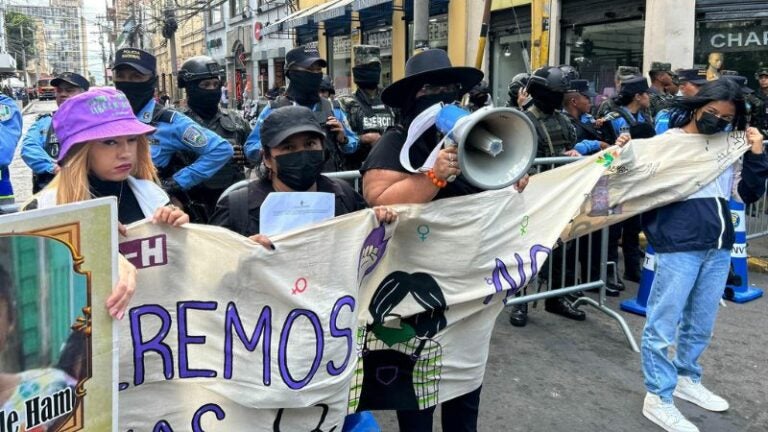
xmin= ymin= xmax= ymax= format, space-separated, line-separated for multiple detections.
xmin=434 ymin=146 xmax=461 ymax=183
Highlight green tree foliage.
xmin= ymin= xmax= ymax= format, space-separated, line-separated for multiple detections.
xmin=4 ymin=12 xmax=37 ymax=70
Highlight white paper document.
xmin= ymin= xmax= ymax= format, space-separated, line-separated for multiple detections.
xmin=259 ymin=192 xmax=335 ymax=236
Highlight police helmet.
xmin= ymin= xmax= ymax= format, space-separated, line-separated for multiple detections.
xmin=507 ymin=72 xmax=531 ymax=97
xmin=527 ymin=66 xmax=571 ymax=94
xmin=558 ymin=64 xmax=580 ymax=82
xmin=178 ymin=56 xmax=224 ymax=88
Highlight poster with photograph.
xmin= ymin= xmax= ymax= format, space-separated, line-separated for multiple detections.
xmin=0 ymin=198 xmax=116 ymax=432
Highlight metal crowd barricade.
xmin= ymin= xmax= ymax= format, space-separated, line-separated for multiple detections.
xmin=326 ymin=157 xmax=640 ymax=352
xmin=745 ymin=141 xmax=768 ymax=241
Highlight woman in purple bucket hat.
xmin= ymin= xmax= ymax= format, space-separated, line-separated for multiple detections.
xmin=24 ymin=87 xmax=189 ymax=319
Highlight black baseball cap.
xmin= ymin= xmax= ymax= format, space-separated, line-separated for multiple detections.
xmin=677 ymin=68 xmax=708 ymax=85
xmin=261 ymin=106 xmax=326 ymax=149
xmin=285 ymin=45 xmax=327 ymax=70
xmin=113 ymin=47 xmax=156 ymax=75
xmin=51 ymin=72 xmax=90 ymax=90
xmin=568 ymin=79 xmax=596 ymax=97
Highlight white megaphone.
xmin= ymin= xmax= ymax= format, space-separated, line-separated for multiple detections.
xmin=435 ymin=104 xmax=537 ymax=190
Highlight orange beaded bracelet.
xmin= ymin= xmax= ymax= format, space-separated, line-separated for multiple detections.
xmin=426 ymin=169 xmax=447 ymax=188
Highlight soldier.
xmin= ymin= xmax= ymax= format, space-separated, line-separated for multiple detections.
xmin=21 ymin=72 xmax=89 ymax=192
xmin=176 ymin=55 xmax=252 ymax=221
xmin=0 ymin=92 xmax=22 ymax=204
xmin=112 ymin=47 xmax=233 ymax=222
xmin=648 ymin=61 xmax=674 ymax=119
xmin=245 ymin=45 xmax=358 ymax=173
xmin=466 ymin=80 xmax=491 ymax=110
xmin=337 ymin=45 xmax=395 ymax=170
xmin=655 ymin=69 xmax=707 ymax=135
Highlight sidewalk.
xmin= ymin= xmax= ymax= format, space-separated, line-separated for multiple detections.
xmin=372 ymin=244 xmax=768 ymax=431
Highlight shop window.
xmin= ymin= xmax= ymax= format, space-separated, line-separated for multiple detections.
xmin=329 ymin=35 xmax=352 ymax=96
xmin=562 ymin=20 xmax=645 ymax=102
xmin=695 ymin=19 xmax=768 ymax=88
xmin=491 ymin=34 xmax=530 ymax=107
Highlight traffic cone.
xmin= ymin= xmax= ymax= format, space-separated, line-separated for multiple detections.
xmin=724 ymin=200 xmax=763 ymax=303
xmin=620 ymin=244 xmax=655 ymax=316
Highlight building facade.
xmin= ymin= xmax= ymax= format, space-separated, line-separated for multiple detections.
xmin=7 ymin=2 xmax=87 ymax=77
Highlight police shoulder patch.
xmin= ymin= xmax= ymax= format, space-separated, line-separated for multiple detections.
xmin=0 ymin=104 xmax=12 ymax=122
xmin=182 ymin=126 xmax=207 ymax=148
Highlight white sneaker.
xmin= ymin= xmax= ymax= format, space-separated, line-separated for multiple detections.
xmin=642 ymin=393 xmax=700 ymax=432
xmin=673 ymin=376 xmax=729 ymax=412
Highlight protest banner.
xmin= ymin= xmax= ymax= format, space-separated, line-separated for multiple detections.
xmin=0 ymin=199 xmax=117 ymax=432
xmin=115 ymin=132 xmax=748 ymax=431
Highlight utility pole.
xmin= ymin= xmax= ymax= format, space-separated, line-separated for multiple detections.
xmin=162 ymin=0 xmax=180 ymax=101
xmin=20 ymin=24 xmax=27 ymax=89
xmin=413 ymin=0 xmax=429 ymax=53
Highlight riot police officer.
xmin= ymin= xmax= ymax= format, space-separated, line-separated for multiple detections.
xmin=0 ymin=92 xmax=22 ymax=204
xmin=755 ymin=67 xmax=768 ymax=138
xmin=244 ymin=45 xmax=358 ymax=173
xmin=514 ymin=66 xmax=585 ymax=324
xmin=177 ymin=55 xmax=251 ymax=220
xmin=112 ymin=47 xmax=233 ymax=222
xmin=337 ymin=45 xmax=395 ymax=170
xmin=506 ymin=72 xmax=531 ymax=110
xmin=21 ymin=72 xmax=89 ymax=192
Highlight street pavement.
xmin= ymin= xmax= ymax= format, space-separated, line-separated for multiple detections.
xmin=10 ymin=99 xmax=57 ymax=204
xmin=372 ymin=271 xmax=768 ymax=431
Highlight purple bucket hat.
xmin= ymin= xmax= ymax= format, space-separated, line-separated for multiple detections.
xmin=52 ymin=87 xmax=156 ymax=162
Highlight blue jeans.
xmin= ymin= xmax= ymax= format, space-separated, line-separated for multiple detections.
xmin=641 ymin=249 xmax=730 ymax=402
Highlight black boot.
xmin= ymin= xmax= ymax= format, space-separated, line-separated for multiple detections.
xmin=509 ymin=302 xmax=528 ymax=327
xmin=545 ymin=297 xmax=586 ymax=321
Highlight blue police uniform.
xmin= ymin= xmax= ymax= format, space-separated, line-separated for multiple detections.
xmin=21 ymin=114 xmax=57 ymax=175
xmin=244 ymin=101 xmax=358 ymax=161
xmin=137 ymin=99 xmax=233 ymax=190
xmin=573 ymin=113 xmax=603 ymax=155
xmin=0 ymin=95 xmax=22 ymax=200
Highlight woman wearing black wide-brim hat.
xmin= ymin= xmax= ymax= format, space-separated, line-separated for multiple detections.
xmin=359 ymin=49 xmax=529 ymax=431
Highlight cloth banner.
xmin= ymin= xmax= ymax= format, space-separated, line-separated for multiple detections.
xmin=118 ymin=132 xmax=749 ymax=431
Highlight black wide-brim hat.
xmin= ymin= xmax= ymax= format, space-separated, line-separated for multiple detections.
xmin=381 ymin=49 xmax=484 ymax=108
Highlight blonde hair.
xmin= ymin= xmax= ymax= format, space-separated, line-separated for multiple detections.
xmin=37 ymin=135 xmax=159 ymax=206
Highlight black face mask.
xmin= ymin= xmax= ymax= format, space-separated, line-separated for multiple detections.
xmin=274 ymin=150 xmax=325 ymax=191
xmin=353 ymin=65 xmax=381 ymax=89
xmin=187 ymin=83 xmax=221 ymax=119
xmin=287 ymin=70 xmax=323 ymax=106
xmin=406 ymin=91 xmax=459 ymax=117
xmin=115 ymin=77 xmax=158 ymax=114
xmin=696 ymin=111 xmax=731 ymax=135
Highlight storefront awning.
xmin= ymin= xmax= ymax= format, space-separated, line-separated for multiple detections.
xmin=353 ymin=0 xmax=391 ymax=10
xmin=261 ymin=10 xmax=295 ymax=36
xmin=287 ymin=0 xmax=343 ymax=29
xmin=316 ymin=0 xmax=355 ymax=22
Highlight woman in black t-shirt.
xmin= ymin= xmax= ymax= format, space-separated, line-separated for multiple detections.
xmin=361 ymin=49 xmax=529 ymax=432
xmin=210 ymin=105 xmax=396 ymax=247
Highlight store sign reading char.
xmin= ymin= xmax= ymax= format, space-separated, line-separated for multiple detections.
xmin=700 ymin=26 xmax=768 ymax=52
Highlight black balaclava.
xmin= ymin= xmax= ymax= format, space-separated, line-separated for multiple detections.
xmin=187 ymin=82 xmax=221 ymax=119
xmin=115 ymin=76 xmax=158 ymax=114
xmin=353 ymin=64 xmax=382 ymax=90
xmin=530 ymin=88 xmax=565 ymax=114
xmin=402 ymin=90 xmax=459 ymax=127
xmin=286 ymin=70 xmax=323 ymax=106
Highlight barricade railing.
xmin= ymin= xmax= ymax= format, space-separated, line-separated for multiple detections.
xmin=327 ymin=157 xmax=640 ymax=352
xmin=745 ymin=141 xmax=768 ymax=240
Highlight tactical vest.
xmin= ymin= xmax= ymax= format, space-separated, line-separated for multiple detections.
xmin=180 ymin=107 xmax=248 ymax=190
xmin=525 ymin=106 xmax=575 ymax=158
xmin=340 ymin=90 xmax=394 ymax=135
xmin=270 ymin=96 xmax=344 ymax=172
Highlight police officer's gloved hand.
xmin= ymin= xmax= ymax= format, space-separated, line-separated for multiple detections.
xmin=161 ymin=178 xmax=183 ymax=196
